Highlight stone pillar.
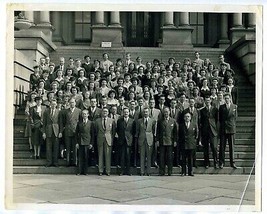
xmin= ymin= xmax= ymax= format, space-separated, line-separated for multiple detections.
xmin=95 ymin=11 xmax=105 ymax=25
xmin=161 ymin=11 xmax=193 ymax=48
xmin=91 ymin=11 xmax=123 ymax=47
xmin=164 ymin=12 xmax=174 ymax=26
xmin=110 ymin=11 xmax=120 ymax=26
xmin=248 ymin=13 xmax=256 ymax=28
xmin=24 ymin=11 xmax=34 ymax=23
xmin=50 ymin=11 xmax=63 ymax=44
xmin=179 ymin=12 xmax=189 ymax=26
xmin=36 ymin=11 xmax=53 ymax=39
xmin=230 ymin=13 xmax=248 ymax=44
xmin=217 ymin=13 xmax=230 ymax=48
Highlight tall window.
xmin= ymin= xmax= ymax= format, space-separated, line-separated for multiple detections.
xmin=74 ymin=12 xmax=91 ymax=41
xmin=190 ymin=12 xmax=204 ymax=45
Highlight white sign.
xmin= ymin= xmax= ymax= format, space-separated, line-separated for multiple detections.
xmin=101 ymin=42 xmax=112 ymax=48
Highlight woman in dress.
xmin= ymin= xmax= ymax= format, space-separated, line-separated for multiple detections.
xmin=29 ymin=96 xmax=44 ymax=159
xmin=30 ymin=65 xmax=41 ymax=91
xmin=24 ymin=91 xmax=37 ymax=153
xmin=107 ymin=89 xmax=119 ymax=108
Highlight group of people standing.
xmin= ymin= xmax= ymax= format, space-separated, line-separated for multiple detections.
xmin=24 ymin=51 xmax=238 ymax=176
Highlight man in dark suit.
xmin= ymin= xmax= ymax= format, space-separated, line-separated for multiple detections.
xmin=75 ymin=109 xmax=93 ymax=175
xmin=116 ymin=107 xmax=135 ymax=175
xmin=82 ymin=55 xmax=94 ymax=77
xmin=135 ymin=107 xmax=156 ymax=176
xmin=156 ymin=107 xmax=178 ymax=176
xmin=59 ymin=98 xmax=81 ymax=166
xmin=54 ymin=57 xmax=66 ymax=75
xmin=183 ymin=98 xmax=200 ymax=168
xmin=180 ymin=112 xmax=198 ymax=176
xmin=200 ymin=96 xmax=219 ymax=169
xmin=219 ymin=93 xmax=238 ymax=169
xmin=88 ymin=97 xmax=102 ymax=121
xmin=94 ymin=108 xmax=116 ymax=176
xmin=43 ymin=99 xmax=60 ymax=167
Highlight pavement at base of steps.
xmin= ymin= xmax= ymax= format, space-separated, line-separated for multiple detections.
xmin=9 ymin=174 xmax=257 ymax=212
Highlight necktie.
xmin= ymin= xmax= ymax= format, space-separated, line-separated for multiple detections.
xmin=145 ymin=119 xmax=148 ymax=129
xmin=51 ymin=109 xmax=54 ymax=117
xmin=186 ymin=122 xmax=190 ymax=129
xmin=104 ymin=118 xmax=106 ymax=130
xmin=150 ymin=109 xmax=153 ymax=117
xmin=83 ymin=120 xmax=86 ymax=125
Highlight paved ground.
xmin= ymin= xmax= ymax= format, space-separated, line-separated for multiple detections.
xmin=12 ymin=174 xmax=256 ymax=210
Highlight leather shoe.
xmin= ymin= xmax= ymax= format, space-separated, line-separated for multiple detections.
xmin=140 ymin=173 xmax=145 ymax=176
xmin=188 ymin=173 xmax=194 ymax=177
xmin=181 ymin=173 xmax=185 ymax=176
xmin=159 ymin=173 xmax=165 ymax=176
xmin=99 ymin=173 xmax=103 ymax=176
xmin=219 ymin=164 xmax=224 ymax=169
xmin=45 ymin=164 xmax=52 ymax=167
xmin=167 ymin=173 xmax=172 ymax=176
xmin=214 ymin=164 xmax=219 ymax=169
xmin=146 ymin=173 xmax=150 ymax=176
xmin=205 ymin=165 xmax=209 ymax=169
xmin=106 ymin=173 xmax=110 ymax=176
xmin=231 ymin=164 xmax=237 ymax=169
xmin=76 ymin=173 xmax=81 ymax=176
xmin=54 ymin=164 xmax=59 ymax=167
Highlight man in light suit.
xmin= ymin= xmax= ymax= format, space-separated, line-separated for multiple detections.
xmin=116 ymin=107 xmax=135 ymax=175
xmin=200 ymin=96 xmax=219 ymax=169
xmin=76 ymin=109 xmax=93 ymax=175
xmin=156 ymin=107 xmax=178 ymax=176
xmin=219 ymin=93 xmax=238 ymax=169
xmin=43 ymin=99 xmax=60 ymax=167
xmin=149 ymin=99 xmax=161 ymax=168
xmin=94 ymin=108 xmax=116 ymax=176
xmin=180 ymin=112 xmax=199 ymax=176
xmin=59 ymin=98 xmax=81 ymax=166
xmin=135 ymin=107 xmax=156 ymax=176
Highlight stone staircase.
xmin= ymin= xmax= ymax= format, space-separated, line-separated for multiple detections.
xmin=13 ymin=47 xmax=255 ymax=174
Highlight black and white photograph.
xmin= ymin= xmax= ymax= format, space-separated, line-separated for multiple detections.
xmin=2 ymin=1 xmax=265 ymax=213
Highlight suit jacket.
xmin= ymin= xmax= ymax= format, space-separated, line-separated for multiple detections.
xmin=135 ymin=117 xmax=156 ymax=147
xmin=60 ymin=107 xmax=81 ymax=137
xmin=149 ymin=108 xmax=161 ymax=121
xmin=76 ymin=120 xmax=93 ymax=146
xmin=226 ymin=86 xmax=238 ymax=104
xmin=88 ymin=107 xmax=102 ymax=121
xmin=116 ymin=117 xmax=135 ymax=146
xmin=182 ymin=107 xmax=199 ymax=128
xmin=129 ymin=109 xmax=140 ymax=121
xmin=109 ymin=113 xmax=121 ymax=124
xmin=82 ymin=63 xmax=94 ymax=77
xmin=179 ymin=122 xmax=198 ymax=150
xmin=200 ymin=106 xmax=218 ymax=137
xmin=94 ymin=117 xmax=116 ymax=147
xmin=169 ymin=107 xmax=180 ymax=122
xmin=219 ymin=103 xmax=238 ymax=134
xmin=156 ymin=117 xmax=178 ymax=146
xmin=43 ymin=108 xmax=60 ymax=137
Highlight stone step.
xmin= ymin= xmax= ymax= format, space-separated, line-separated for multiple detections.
xmin=195 ymin=152 xmax=254 ymax=159
xmin=236 ymin=127 xmax=255 ymax=133
xmin=238 ymin=112 xmax=255 ymax=117
xmin=12 ymin=165 xmax=255 ymax=175
xmin=13 ymin=144 xmax=30 ymax=151
xmin=235 ymin=139 xmax=255 ymax=145
xmin=235 ymin=133 xmax=255 ymax=139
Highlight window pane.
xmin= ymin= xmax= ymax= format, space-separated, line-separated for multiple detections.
xmin=75 ymin=24 xmax=83 ymax=39
xmin=83 ymin=12 xmax=91 ymax=23
xmin=197 ymin=26 xmax=204 ymax=44
xmin=75 ymin=12 xmax=83 ymax=22
xmin=82 ymin=23 xmax=91 ymax=39
xmin=190 ymin=13 xmax=197 ymax=25
xmin=198 ymin=13 xmax=204 ymax=24
xmin=192 ymin=26 xmax=197 ymax=44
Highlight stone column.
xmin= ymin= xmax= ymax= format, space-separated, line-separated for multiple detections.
xmin=91 ymin=11 xmax=123 ymax=47
xmin=230 ymin=13 xmax=248 ymax=44
xmin=179 ymin=12 xmax=189 ymax=26
xmin=36 ymin=11 xmax=53 ymax=39
xmin=24 ymin=11 xmax=34 ymax=23
xmin=110 ymin=11 xmax=120 ymax=26
xmin=248 ymin=13 xmax=256 ymax=28
xmin=39 ymin=11 xmax=50 ymax=24
xmin=95 ymin=11 xmax=105 ymax=25
xmin=217 ymin=13 xmax=230 ymax=48
xmin=164 ymin=12 xmax=174 ymax=26
xmin=233 ymin=13 xmax=243 ymax=27
xmin=161 ymin=11 xmax=193 ymax=48
xmin=50 ymin=11 xmax=63 ymax=44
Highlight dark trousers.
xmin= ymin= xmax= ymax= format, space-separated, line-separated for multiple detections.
xmin=182 ymin=149 xmax=194 ymax=175
xmin=152 ymin=143 xmax=159 ymax=166
xmin=78 ymin=145 xmax=89 ymax=174
xmin=120 ymin=142 xmax=131 ymax=174
xmin=131 ymin=138 xmax=139 ymax=167
xmin=139 ymin=141 xmax=153 ymax=174
xmin=175 ymin=141 xmax=183 ymax=166
xmin=202 ymin=132 xmax=218 ymax=167
xmin=219 ymin=133 xmax=235 ymax=166
xmin=46 ymin=133 xmax=59 ymax=165
xmin=65 ymin=135 xmax=77 ymax=165
xmin=112 ymin=137 xmax=119 ymax=166
xmin=159 ymin=145 xmax=173 ymax=175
